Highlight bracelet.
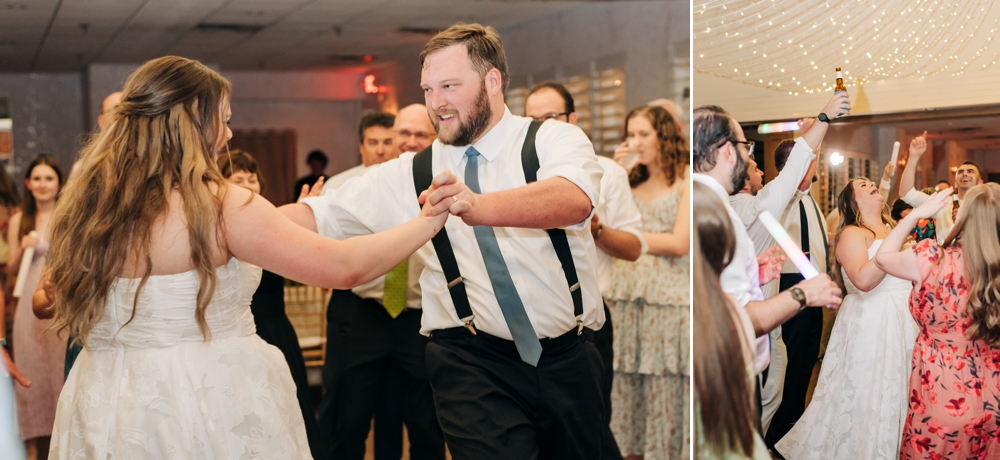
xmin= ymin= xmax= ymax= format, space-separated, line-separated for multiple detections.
xmin=595 ymin=223 xmax=604 ymax=239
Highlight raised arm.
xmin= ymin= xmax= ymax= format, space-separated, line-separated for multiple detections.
xmin=880 ymin=160 xmax=894 ymax=200
xmin=875 ymin=187 xmax=951 ymax=282
xmin=836 ymin=226 xmax=887 ymax=292
xmin=744 ymin=138 xmax=814 ymax=222
xmin=799 ymin=92 xmax=851 ymax=150
xmin=898 ymin=132 xmax=928 ymax=205
xmin=229 ymin=176 xmax=452 ymax=289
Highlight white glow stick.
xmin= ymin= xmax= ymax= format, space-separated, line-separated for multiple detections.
xmin=13 ymin=231 xmax=37 ymax=298
xmin=757 ymin=211 xmax=819 ymax=279
xmin=890 ymin=141 xmax=900 ymax=173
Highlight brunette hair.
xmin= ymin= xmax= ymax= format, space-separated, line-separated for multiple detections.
xmin=19 ymin=155 xmax=64 ymax=238
xmin=0 ymin=163 xmax=19 ymax=210
xmin=358 ymin=112 xmax=396 ymax=143
xmin=692 ymin=107 xmax=737 ymax=173
xmin=625 ymin=106 xmax=689 ymax=188
xmin=829 ymin=178 xmax=895 ymax=293
xmin=693 ymin=181 xmax=756 ymax=457
xmin=420 ymin=23 xmax=509 ymax=92
xmin=217 ymin=149 xmax=263 ymax=193
xmin=48 ymin=56 xmax=231 ymax=343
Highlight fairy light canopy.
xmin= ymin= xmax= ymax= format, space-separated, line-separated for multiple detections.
xmin=694 ymin=0 xmax=1000 ymax=97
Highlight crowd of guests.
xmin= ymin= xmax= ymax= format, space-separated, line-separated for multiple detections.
xmin=694 ymin=94 xmax=1000 ymax=459
xmin=0 ymin=23 xmax=690 ymax=460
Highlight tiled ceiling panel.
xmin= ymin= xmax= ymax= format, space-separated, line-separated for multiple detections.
xmin=1 ymin=0 xmax=590 ymax=72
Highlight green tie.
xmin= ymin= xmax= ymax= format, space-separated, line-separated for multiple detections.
xmin=382 ymin=259 xmax=409 ymax=318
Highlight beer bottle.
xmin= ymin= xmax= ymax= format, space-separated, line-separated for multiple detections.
xmin=835 ymin=67 xmax=848 ymax=93
xmin=834 ymin=67 xmax=849 ymax=117
xmin=952 ymin=194 xmax=960 ymax=222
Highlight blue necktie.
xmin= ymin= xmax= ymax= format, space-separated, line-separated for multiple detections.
xmin=464 ymin=147 xmax=543 ymax=366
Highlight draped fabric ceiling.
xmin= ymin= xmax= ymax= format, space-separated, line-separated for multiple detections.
xmin=694 ymin=0 xmax=1000 ymax=96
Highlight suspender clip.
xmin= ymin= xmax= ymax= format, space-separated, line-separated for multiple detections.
xmin=576 ymin=317 xmax=584 ymax=336
xmin=463 ymin=317 xmax=477 ymax=335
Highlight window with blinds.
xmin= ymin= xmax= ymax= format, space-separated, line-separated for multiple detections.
xmin=505 ymin=64 xmax=627 ymax=158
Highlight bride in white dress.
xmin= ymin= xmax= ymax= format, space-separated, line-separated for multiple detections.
xmin=43 ymin=56 xmax=455 ymax=459
xmin=776 ymin=177 xmax=918 ymax=459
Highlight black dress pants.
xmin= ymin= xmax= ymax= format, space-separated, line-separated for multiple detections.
xmin=593 ymin=302 xmax=623 ymax=460
xmin=764 ymin=274 xmax=823 ymax=449
xmin=318 ymin=290 xmax=444 ymax=460
xmin=373 ymin=366 xmax=404 ymax=460
xmin=426 ymin=326 xmax=604 ymax=460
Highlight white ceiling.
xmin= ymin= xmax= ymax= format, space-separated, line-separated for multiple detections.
xmin=694 ymin=0 xmax=1000 ymax=96
xmin=0 ymin=0 xmax=605 ymax=72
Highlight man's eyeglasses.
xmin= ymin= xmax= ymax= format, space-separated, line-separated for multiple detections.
xmin=731 ymin=140 xmax=755 ymax=152
xmin=530 ymin=112 xmax=571 ymax=122
xmin=397 ymin=130 xmax=433 ymax=140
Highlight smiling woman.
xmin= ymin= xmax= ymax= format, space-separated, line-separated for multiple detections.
xmin=8 ymin=155 xmax=64 ymax=460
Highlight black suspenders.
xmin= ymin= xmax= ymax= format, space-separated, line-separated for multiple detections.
xmin=411 ymin=120 xmax=585 ymax=335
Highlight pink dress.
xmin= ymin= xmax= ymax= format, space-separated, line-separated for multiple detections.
xmin=901 ymin=239 xmax=992 ymax=459
xmin=12 ymin=238 xmax=66 ymax=440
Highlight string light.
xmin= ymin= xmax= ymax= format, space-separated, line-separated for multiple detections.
xmin=694 ymin=0 xmax=1000 ymax=95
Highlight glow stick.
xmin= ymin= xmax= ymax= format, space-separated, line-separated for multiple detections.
xmin=13 ymin=231 xmax=37 ymax=298
xmin=890 ymin=141 xmax=900 ymax=173
xmin=757 ymin=211 xmax=819 ymax=279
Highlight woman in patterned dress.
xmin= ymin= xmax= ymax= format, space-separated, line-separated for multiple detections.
xmin=875 ymin=184 xmax=1000 ymax=459
xmin=607 ymin=105 xmax=690 ymax=460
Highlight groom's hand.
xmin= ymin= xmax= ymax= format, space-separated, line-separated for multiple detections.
xmin=426 ymin=172 xmax=485 ymax=226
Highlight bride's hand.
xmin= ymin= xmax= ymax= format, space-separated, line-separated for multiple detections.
xmin=910 ymin=187 xmax=952 ymax=220
xmin=418 ymin=171 xmax=459 ymax=232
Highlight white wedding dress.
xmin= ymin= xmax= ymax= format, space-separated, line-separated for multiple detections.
xmin=49 ymin=258 xmax=312 ymax=459
xmin=775 ymin=240 xmax=918 ymax=459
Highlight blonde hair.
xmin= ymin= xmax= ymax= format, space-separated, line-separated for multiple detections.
xmin=943 ymin=183 xmax=1000 ymax=347
xmin=48 ymin=56 xmax=231 ymax=344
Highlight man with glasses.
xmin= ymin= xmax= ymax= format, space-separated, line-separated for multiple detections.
xmin=525 ymin=81 xmax=644 ymax=460
xmin=395 ymin=103 xmax=437 ymax=154
xmin=725 ymin=110 xmax=836 ymax=444
xmin=318 ymin=112 xmax=445 ymax=460
xmin=692 ymin=96 xmax=846 ymax=449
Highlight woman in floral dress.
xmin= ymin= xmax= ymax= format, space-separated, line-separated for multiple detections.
xmin=875 ymin=184 xmax=1000 ymax=459
xmin=608 ymin=105 xmax=690 ymax=460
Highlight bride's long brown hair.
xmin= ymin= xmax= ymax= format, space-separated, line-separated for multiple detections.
xmin=829 ymin=177 xmax=895 ymax=293
xmin=48 ymin=56 xmax=230 ymax=343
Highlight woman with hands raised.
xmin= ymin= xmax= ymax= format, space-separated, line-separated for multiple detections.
xmin=874 ymin=185 xmax=1000 ymax=459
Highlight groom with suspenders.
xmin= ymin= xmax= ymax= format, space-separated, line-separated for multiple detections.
xmin=283 ymin=23 xmax=606 ymax=459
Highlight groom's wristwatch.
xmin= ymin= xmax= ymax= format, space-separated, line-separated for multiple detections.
xmin=818 ymin=113 xmax=831 ymax=123
xmin=789 ymin=287 xmax=808 ymax=310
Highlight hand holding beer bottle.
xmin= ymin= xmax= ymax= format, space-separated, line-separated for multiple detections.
xmin=834 ymin=67 xmax=850 ymax=117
